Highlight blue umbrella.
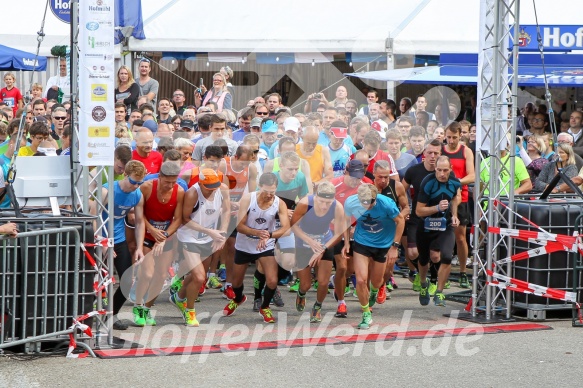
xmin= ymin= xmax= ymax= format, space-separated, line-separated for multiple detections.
xmin=0 ymin=44 xmax=47 ymax=71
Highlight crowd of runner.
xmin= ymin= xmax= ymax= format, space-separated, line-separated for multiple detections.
xmin=3 ymin=58 xmax=577 ymax=331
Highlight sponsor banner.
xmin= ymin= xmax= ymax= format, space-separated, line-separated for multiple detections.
xmin=513 ymin=25 xmax=583 ymax=51
xmin=50 ymin=0 xmax=71 ymax=24
xmin=79 ymin=0 xmax=115 ymax=166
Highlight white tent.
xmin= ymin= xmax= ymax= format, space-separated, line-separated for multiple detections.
xmin=1 ymin=1 xmax=581 ymax=57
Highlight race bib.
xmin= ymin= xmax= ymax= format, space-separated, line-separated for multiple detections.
xmin=302 ymin=231 xmax=332 ymax=249
xmin=424 ymin=217 xmax=447 ymax=232
xmin=150 ymin=220 xmax=170 ymax=231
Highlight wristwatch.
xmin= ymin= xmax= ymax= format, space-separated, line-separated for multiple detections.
xmin=392 ymin=242 xmax=401 ymax=249
xmin=162 ymin=231 xmax=169 ymax=237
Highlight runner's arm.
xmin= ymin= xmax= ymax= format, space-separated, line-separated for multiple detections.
xmin=395 ymin=180 xmax=410 ymax=218
xmin=219 ymin=183 xmax=231 ymax=234
xmin=416 ymin=200 xmax=440 ymax=218
xmin=272 ymin=198 xmax=290 ymax=239
xmin=134 ymin=196 xmax=146 ymax=249
xmin=460 ymin=146 xmax=475 ymax=185
xmin=166 ymin=187 xmax=185 ymax=236
xmin=327 ymin=201 xmax=346 ymax=248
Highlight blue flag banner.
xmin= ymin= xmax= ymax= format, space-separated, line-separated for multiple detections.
xmin=114 ymin=0 xmax=145 ymax=44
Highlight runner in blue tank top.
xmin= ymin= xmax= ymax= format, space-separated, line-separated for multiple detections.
xmin=290 ymin=182 xmax=346 ymax=323
xmin=343 ymin=184 xmax=404 ymax=330
xmin=98 ymin=160 xmax=146 ymax=330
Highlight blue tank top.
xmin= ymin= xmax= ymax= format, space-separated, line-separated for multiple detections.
xmin=295 ymin=195 xmax=336 ymax=247
xmin=103 ymin=181 xmax=142 ymax=243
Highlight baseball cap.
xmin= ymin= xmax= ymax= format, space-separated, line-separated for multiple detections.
xmin=330 ymin=127 xmax=348 ymax=139
xmin=181 ymin=119 xmax=195 ymax=130
xmin=283 ymin=117 xmax=301 ymax=132
xmin=143 ymin=119 xmax=158 ymax=133
xmin=200 ymin=168 xmax=222 ymax=189
xmin=371 ymin=120 xmax=388 ymax=139
xmin=261 ymin=120 xmax=278 ymax=133
xmin=345 ymin=160 xmax=365 ymax=179
xmin=250 ymin=117 xmax=263 ymax=128
xmin=34 ymin=116 xmax=48 ymax=123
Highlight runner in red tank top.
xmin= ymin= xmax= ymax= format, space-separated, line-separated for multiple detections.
xmin=443 ymin=122 xmax=475 ymax=289
xmin=133 ymin=162 xmax=185 ymax=326
xmin=220 ymin=145 xmax=258 ymax=300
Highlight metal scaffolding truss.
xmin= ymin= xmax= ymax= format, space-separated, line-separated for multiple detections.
xmin=471 ymin=0 xmax=520 ymax=321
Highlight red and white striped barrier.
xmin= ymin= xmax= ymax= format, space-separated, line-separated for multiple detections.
xmin=67 ymin=310 xmax=107 ymax=358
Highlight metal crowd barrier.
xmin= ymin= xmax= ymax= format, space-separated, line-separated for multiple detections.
xmin=0 ymin=217 xmax=97 ymax=356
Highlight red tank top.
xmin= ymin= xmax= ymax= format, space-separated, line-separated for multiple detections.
xmin=442 ymin=144 xmax=469 ymax=202
xmin=144 ymin=179 xmax=179 ymax=241
xmin=187 ymin=166 xmax=200 ymax=188
xmin=225 ymin=157 xmax=250 ymax=204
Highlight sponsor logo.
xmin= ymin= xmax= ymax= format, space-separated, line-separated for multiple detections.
xmin=88 ymin=36 xmax=111 ymax=49
xmin=89 ymin=0 xmax=111 ymax=12
xmin=51 ymin=0 xmax=71 ymax=24
xmin=88 ymin=127 xmax=110 ymax=139
xmin=205 ymin=209 xmax=216 ymax=215
xmin=86 ymin=22 xmax=99 ymax=31
xmin=22 ymin=58 xmax=39 ymax=67
xmin=91 ymin=106 xmax=107 ymax=122
xmin=518 ymin=28 xmax=531 ymax=47
xmin=255 ymin=218 xmax=267 ymax=225
xmin=91 ymin=84 xmax=107 ymax=102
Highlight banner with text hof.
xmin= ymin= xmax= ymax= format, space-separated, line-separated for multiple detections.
xmin=79 ymin=0 xmax=115 ymax=166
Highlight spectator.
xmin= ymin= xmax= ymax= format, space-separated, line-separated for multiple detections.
xmin=18 ymin=121 xmax=50 ymax=156
xmin=115 ymin=65 xmax=140 ymax=112
xmin=1 ymin=73 xmax=23 ymax=116
xmin=220 ymin=66 xmax=235 ymax=96
xmin=44 ymin=58 xmax=70 ymax=101
xmin=196 ymin=73 xmax=232 ymax=112
xmin=535 ymin=143 xmax=577 ymax=193
xmin=172 ymin=89 xmax=188 ymax=115
xmin=518 ymin=135 xmax=548 ymax=185
xmin=135 ymin=58 xmax=159 ymax=107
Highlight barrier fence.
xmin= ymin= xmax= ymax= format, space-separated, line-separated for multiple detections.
xmin=0 ymin=215 xmax=99 ymax=356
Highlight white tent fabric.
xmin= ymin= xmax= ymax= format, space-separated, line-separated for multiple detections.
xmin=0 ymin=1 xmax=581 ymax=57
xmin=345 ymin=66 xmax=478 ymax=84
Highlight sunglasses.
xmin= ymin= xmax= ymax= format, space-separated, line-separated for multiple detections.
xmin=53 ymin=116 xmax=67 ymax=120
xmin=256 ymin=112 xmax=268 ymax=116
xmin=128 ymin=177 xmax=144 ymax=186
xmin=359 ymin=198 xmax=376 ymax=205
xmin=252 ymin=149 xmax=260 ymax=154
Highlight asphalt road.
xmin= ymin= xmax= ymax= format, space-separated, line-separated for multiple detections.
xmin=1 ymin=274 xmax=581 ymax=387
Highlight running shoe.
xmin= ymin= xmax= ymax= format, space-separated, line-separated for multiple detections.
xmin=289 ymin=279 xmax=300 ymax=293
xmin=369 ymin=289 xmax=379 ymax=308
xmin=296 ymin=292 xmax=306 ymax=312
xmin=278 ymin=273 xmax=293 ymax=286
xmin=113 ymin=319 xmax=128 ymax=330
xmin=272 ymin=288 xmax=285 ymax=307
xmin=217 ymin=265 xmax=227 ymax=282
xmin=223 ymin=285 xmax=236 ymax=300
xmin=253 ymin=298 xmax=261 ymax=312
xmin=312 ymin=281 xmax=319 ymax=291
xmin=344 ymin=285 xmax=351 ymax=297
xmin=444 ymin=280 xmax=451 ymax=290
xmin=184 ymin=309 xmax=199 ymax=327
xmin=386 ymin=282 xmax=394 ymax=292
xmin=459 ymin=273 xmax=470 ymax=289
xmin=144 ymin=307 xmax=156 ymax=326
xmin=335 ymin=303 xmax=348 ymax=318
xmin=133 ymin=306 xmax=145 ymax=327
xmin=328 ymin=275 xmax=335 ymax=289
xmin=419 ymin=285 xmax=430 ymax=306
xmin=353 ymin=288 xmax=358 ymax=298
xmin=169 ymin=293 xmax=187 ymax=315
xmin=412 ymin=273 xmax=421 ymax=292
xmin=408 ymin=270 xmax=417 ymax=283
xmin=206 ymin=276 xmax=222 ymax=289
xmin=428 ymin=282 xmax=438 ymax=296
xmin=199 ymin=282 xmax=206 ymax=296
xmin=169 ymin=276 xmax=182 ymax=296
xmin=259 ymin=307 xmax=275 ymax=323
xmin=357 ymin=311 xmax=372 ymax=330
xmin=223 ymin=295 xmax=247 ymax=316
xmin=376 ymin=285 xmax=387 ymax=305
xmin=310 ymin=305 xmax=322 ymax=323
xmin=390 ymin=277 xmax=398 ymax=289
xmin=434 ymin=292 xmax=446 ymax=307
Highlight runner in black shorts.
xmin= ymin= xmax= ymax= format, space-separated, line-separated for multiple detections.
xmin=402 ymin=139 xmax=442 ymax=290
xmin=290 ymin=182 xmax=346 ymax=323
xmin=415 ymin=156 xmax=461 ymax=308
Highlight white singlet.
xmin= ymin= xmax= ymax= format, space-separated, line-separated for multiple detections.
xmin=176 ymin=183 xmax=222 ymax=244
xmin=235 ymin=191 xmax=279 ymax=254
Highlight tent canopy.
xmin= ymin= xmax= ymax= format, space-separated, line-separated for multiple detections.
xmin=0 ymin=1 xmax=581 ymax=57
xmin=0 ymin=44 xmax=46 ymax=71
xmin=346 ymin=53 xmax=583 ymax=87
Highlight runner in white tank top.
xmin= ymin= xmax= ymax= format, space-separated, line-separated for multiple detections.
xmin=222 ymin=172 xmax=290 ymax=324
xmin=234 ymin=191 xmax=279 ymax=254
xmin=170 ymin=169 xmax=230 ymax=327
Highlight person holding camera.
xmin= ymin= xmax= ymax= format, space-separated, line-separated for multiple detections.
xmin=517 ymin=135 xmax=548 ymax=185
xmin=304 ymin=92 xmax=329 ymax=113
xmin=195 ymin=73 xmax=232 ymax=113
